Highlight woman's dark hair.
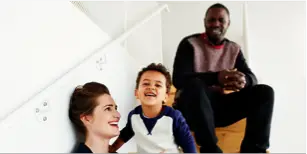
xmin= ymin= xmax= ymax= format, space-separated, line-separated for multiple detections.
xmin=68 ymin=82 xmax=110 ymax=135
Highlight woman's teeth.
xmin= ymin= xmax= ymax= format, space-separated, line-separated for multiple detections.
xmin=109 ymin=122 xmax=118 ymax=125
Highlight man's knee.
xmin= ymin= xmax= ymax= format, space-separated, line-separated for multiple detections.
xmin=250 ymin=84 xmax=274 ymax=105
xmin=182 ymin=77 xmax=204 ymax=91
xmin=175 ymin=78 xmax=209 ymax=103
xmin=175 ymin=78 xmax=204 ymax=102
xmin=175 ymin=78 xmax=208 ymax=107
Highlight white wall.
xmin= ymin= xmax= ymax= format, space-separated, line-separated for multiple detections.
xmin=160 ymin=1 xmax=245 ymax=73
xmin=160 ymin=1 xmax=306 ymax=153
xmin=80 ymin=1 xmax=163 ymax=69
xmin=0 ymin=1 xmax=138 ymax=152
xmin=246 ymin=1 xmax=306 ymax=153
xmin=126 ymin=2 xmax=163 ymax=69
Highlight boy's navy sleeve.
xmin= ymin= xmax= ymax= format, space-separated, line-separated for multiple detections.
xmin=173 ymin=110 xmax=197 ymax=153
xmin=118 ymin=111 xmax=135 ymax=142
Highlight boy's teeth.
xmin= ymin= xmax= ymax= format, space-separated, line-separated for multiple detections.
xmin=145 ymin=94 xmax=156 ymax=96
xmin=110 ymin=122 xmax=118 ymax=125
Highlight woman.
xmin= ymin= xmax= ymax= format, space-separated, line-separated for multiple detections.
xmin=69 ymin=82 xmax=121 ymax=153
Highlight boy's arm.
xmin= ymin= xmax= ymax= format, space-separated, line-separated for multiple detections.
xmin=109 ymin=138 xmax=125 ymax=153
xmin=109 ymin=113 xmax=135 ymax=152
xmin=173 ymin=110 xmax=197 ymax=153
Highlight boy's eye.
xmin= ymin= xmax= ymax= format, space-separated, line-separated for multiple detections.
xmin=155 ymin=84 xmax=162 ymax=87
xmin=142 ymin=83 xmax=150 ymax=86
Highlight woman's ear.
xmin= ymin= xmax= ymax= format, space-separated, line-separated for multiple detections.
xmin=80 ymin=114 xmax=92 ymax=125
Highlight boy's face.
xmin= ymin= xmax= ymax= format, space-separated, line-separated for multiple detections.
xmin=135 ymin=70 xmax=168 ymax=107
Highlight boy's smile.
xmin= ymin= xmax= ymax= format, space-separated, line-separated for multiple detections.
xmin=144 ymin=91 xmax=156 ymax=96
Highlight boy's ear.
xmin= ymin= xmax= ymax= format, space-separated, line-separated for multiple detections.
xmin=164 ymin=92 xmax=169 ymax=103
xmin=135 ymin=89 xmax=139 ymax=99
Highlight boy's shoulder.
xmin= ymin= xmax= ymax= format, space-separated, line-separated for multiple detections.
xmin=162 ymin=105 xmax=184 ymax=119
xmin=127 ymin=105 xmax=183 ymax=118
xmin=127 ymin=105 xmax=142 ymax=117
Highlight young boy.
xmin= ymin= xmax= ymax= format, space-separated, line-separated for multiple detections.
xmin=109 ymin=63 xmax=196 ymax=153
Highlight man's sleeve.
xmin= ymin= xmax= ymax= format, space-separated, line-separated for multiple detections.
xmin=118 ymin=111 xmax=135 ymax=142
xmin=173 ymin=110 xmax=197 ymax=153
xmin=172 ymin=38 xmax=219 ymax=90
xmin=234 ymin=50 xmax=258 ymax=87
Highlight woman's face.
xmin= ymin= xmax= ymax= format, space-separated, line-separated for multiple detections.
xmin=82 ymin=94 xmax=121 ymax=139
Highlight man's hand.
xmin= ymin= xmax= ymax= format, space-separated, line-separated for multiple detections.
xmin=218 ymin=68 xmax=246 ymax=91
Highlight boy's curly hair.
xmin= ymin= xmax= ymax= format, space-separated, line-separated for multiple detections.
xmin=135 ymin=63 xmax=172 ymax=93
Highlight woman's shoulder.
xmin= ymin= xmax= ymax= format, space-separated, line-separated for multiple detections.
xmin=73 ymin=143 xmax=93 ymax=153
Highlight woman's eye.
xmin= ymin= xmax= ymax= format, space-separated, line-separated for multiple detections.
xmin=105 ymin=107 xmax=111 ymax=111
xmin=155 ymin=84 xmax=162 ymax=87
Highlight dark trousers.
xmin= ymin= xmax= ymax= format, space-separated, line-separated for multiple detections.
xmin=175 ymin=78 xmax=274 ymax=153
